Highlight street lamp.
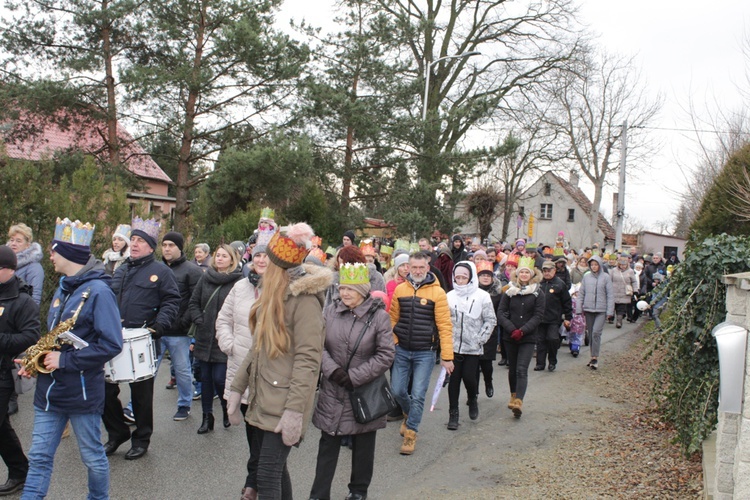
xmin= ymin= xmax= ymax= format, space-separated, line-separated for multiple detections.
xmin=422 ymin=51 xmax=481 ymax=121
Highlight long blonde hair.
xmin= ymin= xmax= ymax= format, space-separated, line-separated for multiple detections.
xmin=249 ymin=261 xmax=290 ymax=359
xmin=211 ymin=244 xmax=240 ymax=273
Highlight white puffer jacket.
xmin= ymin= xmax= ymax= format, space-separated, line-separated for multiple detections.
xmin=216 ymin=277 xmax=258 ymax=403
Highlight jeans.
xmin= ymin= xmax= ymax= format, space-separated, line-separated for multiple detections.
xmin=391 ymin=345 xmax=435 ymax=433
xmin=198 ymin=361 xmax=227 ymax=414
xmin=447 ymin=353 xmax=479 ymax=409
xmin=23 ymin=410 xmax=109 ymax=500
xmin=584 ymin=312 xmax=606 ymax=358
xmin=309 ymin=430 xmax=377 ymax=498
xmin=0 ymin=383 xmax=28 ymax=481
xmin=504 ymin=341 xmax=535 ymax=400
xmin=158 ymin=336 xmax=193 ymax=409
xmin=250 ymin=427 xmax=292 ymax=500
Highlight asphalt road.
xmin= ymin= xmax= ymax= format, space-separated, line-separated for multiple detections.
xmin=6 ymin=320 xmax=637 ymax=499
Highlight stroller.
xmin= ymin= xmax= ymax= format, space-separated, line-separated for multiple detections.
xmin=569 ymin=287 xmax=586 ymax=357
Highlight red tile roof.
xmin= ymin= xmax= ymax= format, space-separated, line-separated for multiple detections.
xmin=548 ymin=172 xmax=616 ymax=240
xmin=1 ymin=111 xmax=172 ymax=183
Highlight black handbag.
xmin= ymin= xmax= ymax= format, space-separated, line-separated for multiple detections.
xmin=345 ymin=308 xmax=398 ymax=424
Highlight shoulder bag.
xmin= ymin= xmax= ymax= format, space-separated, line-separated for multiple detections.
xmin=346 ymin=307 xmax=398 ymax=424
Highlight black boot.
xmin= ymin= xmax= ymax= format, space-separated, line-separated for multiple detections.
xmin=485 ymin=379 xmax=494 ymax=398
xmin=221 ymin=398 xmax=230 ymax=428
xmin=468 ymin=398 xmax=479 ymax=420
xmin=197 ymin=413 xmax=214 ymax=434
xmin=447 ymin=408 xmax=459 ymax=430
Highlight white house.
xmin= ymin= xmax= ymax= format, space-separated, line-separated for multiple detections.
xmin=513 ymin=171 xmax=615 ymax=249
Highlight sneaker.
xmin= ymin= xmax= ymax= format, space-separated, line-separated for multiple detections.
xmin=192 ymin=391 xmax=202 ymax=400
xmin=173 ymin=406 xmax=190 ymax=421
xmin=590 ymin=359 xmax=598 ymax=370
xmin=123 ymin=407 xmax=135 ymax=424
xmin=166 ymin=377 xmax=177 ymax=389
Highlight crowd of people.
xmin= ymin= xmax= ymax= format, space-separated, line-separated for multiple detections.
xmin=0 ymin=214 xmax=675 ymax=499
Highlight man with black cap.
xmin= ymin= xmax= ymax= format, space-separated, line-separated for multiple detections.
xmin=17 ymin=219 xmax=122 ymax=498
xmin=103 ymin=218 xmax=180 ymax=460
xmin=342 ymin=230 xmax=356 ymax=248
xmin=534 ymin=261 xmax=572 ymax=372
xmin=160 ymin=231 xmax=203 ymax=422
xmin=0 ymin=245 xmax=40 ymax=495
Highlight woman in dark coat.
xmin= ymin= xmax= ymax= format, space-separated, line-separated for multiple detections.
xmin=309 ymin=263 xmax=395 ymax=500
xmin=189 ymin=244 xmax=243 ymax=433
xmin=476 ymin=261 xmax=503 ymax=396
xmin=498 ymin=257 xmax=545 ymax=418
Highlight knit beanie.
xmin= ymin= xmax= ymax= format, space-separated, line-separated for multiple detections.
xmin=51 ymin=240 xmax=91 ymax=265
xmin=0 ymin=245 xmax=17 ymax=270
xmin=131 ymin=229 xmax=157 ymax=250
xmin=162 ymin=231 xmax=184 ymax=251
xmin=343 ymin=230 xmax=356 ymax=244
xmin=394 ymin=253 xmax=409 ymax=269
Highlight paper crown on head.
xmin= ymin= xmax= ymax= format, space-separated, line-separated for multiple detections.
xmin=113 ymin=224 xmax=131 ymax=241
xmin=475 ymin=261 xmax=494 ymax=274
xmin=394 ymin=239 xmax=410 ymax=252
xmin=409 ymin=243 xmax=420 ymax=254
xmin=359 ymin=238 xmax=373 ymax=248
xmin=255 ymin=228 xmax=274 ymax=249
xmin=325 ymin=246 xmax=336 ymax=256
xmin=379 ymin=245 xmax=394 ymax=256
xmin=311 ymin=236 xmax=322 ymax=247
xmin=131 ymin=217 xmax=160 ymax=240
xmin=518 ymin=256 xmax=536 ymax=271
xmin=339 ymin=263 xmax=369 ymax=285
xmin=259 ymin=207 xmax=276 ymax=221
xmin=267 ymin=223 xmax=314 ymax=269
xmin=54 ymin=218 xmax=95 ymax=246
xmin=505 ymin=253 xmax=520 ymax=267
xmin=553 ymin=247 xmax=565 ymax=256
xmin=525 ymin=242 xmax=537 ymax=250
xmin=308 ymin=247 xmax=327 ymax=264
xmin=360 ymin=244 xmax=377 ymax=257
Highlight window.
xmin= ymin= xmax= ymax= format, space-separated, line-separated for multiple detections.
xmin=544 ymin=183 xmax=551 ymax=196
xmin=518 ymin=206 xmax=525 ymax=217
xmin=540 ymin=203 xmax=553 ymax=219
xmin=568 ymin=208 xmax=575 ymax=222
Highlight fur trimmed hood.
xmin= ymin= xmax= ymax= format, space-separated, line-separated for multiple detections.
xmin=287 ymin=263 xmax=334 ymax=298
xmin=15 ymin=242 xmax=43 ymax=269
xmin=505 ymin=268 xmax=543 ymax=297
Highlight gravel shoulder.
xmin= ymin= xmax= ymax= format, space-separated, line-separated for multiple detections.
xmin=387 ymin=326 xmax=704 ymax=499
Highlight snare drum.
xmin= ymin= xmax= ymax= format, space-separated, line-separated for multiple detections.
xmin=105 ymin=328 xmax=157 ymax=383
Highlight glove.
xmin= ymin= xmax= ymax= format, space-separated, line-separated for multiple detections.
xmin=510 ymin=329 xmax=524 ymax=342
xmin=274 ymin=409 xmax=303 ymax=446
xmin=227 ymin=391 xmax=243 ymax=426
xmin=330 ymin=368 xmax=353 ymax=390
xmin=150 ymin=323 xmax=165 ymax=339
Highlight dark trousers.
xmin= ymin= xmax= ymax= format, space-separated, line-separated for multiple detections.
xmin=250 ymin=426 xmax=292 ymax=500
xmin=198 ymin=361 xmax=227 ymax=414
xmin=477 ymin=359 xmax=494 ymax=390
xmin=615 ymin=303 xmax=630 ymax=320
xmin=536 ymin=323 xmax=562 ymax=367
xmin=103 ymin=377 xmax=154 ymax=448
xmin=310 ymin=430 xmax=377 ymax=499
xmin=240 ymin=404 xmax=256 ymax=490
xmin=504 ymin=341 xmax=535 ymax=400
xmin=447 ymin=354 xmax=479 ymax=409
xmin=0 ymin=383 xmax=28 ymax=480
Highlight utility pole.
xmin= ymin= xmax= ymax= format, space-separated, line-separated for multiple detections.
xmin=614 ymin=120 xmax=627 ymax=251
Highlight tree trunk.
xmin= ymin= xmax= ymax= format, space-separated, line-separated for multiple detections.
xmin=341 ymin=72 xmax=360 ymax=212
xmin=101 ymin=0 xmax=120 ymax=167
xmin=173 ymin=3 xmax=206 ymax=233
xmin=589 ymin=178 xmax=604 ymax=246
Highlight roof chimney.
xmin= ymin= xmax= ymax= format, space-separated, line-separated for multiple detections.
xmin=569 ymin=169 xmax=579 ymax=188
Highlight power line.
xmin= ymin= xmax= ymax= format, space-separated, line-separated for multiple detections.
xmin=639 ymin=125 xmax=750 ymax=136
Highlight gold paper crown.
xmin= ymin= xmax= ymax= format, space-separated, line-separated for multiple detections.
xmin=308 ymin=247 xmax=327 ymax=263
xmin=311 ymin=236 xmax=322 ymax=247
xmin=260 ymin=207 xmax=275 ymax=220
xmin=267 ymin=228 xmax=310 ymax=269
xmin=325 ymin=246 xmax=336 ymax=256
xmin=505 ymin=253 xmax=520 ymax=267
xmin=518 ymin=256 xmax=535 ymax=270
xmin=131 ymin=217 xmax=160 ymax=241
xmin=394 ymin=239 xmax=410 ymax=251
xmin=379 ymin=245 xmax=394 ymax=255
xmin=553 ymin=247 xmax=565 ymax=256
xmin=409 ymin=243 xmax=420 ymax=254
xmin=54 ymin=217 xmax=95 ymax=246
xmin=360 ymin=244 xmax=377 ymax=257
xmin=339 ymin=263 xmax=369 ymax=285
xmin=475 ymin=261 xmax=494 ymax=274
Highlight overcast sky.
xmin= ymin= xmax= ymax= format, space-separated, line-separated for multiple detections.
xmin=277 ymin=0 xmax=749 ymax=233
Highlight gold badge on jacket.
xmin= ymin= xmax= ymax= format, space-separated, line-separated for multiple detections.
xmin=53 ymin=298 xmax=60 ymax=308
xmin=550 ymin=289 xmax=555 ymax=293
xmin=150 ymin=275 xmax=159 ymax=282
xmin=420 ymin=298 xmax=428 ymax=305
xmin=0 ymin=306 xmax=4 ymax=316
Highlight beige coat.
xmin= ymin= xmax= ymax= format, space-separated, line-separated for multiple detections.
xmin=216 ymin=277 xmax=258 ymax=404
xmin=231 ymin=264 xmax=332 ymax=439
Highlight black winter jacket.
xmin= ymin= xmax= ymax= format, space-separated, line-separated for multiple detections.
xmin=189 ymin=267 xmax=243 ymax=363
xmin=0 ymin=276 xmax=40 ymax=383
xmin=539 ymin=276 xmax=573 ymax=324
xmin=112 ymin=253 xmax=180 ymax=332
xmin=163 ymin=255 xmax=203 ymax=336
xmin=498 ymin=282 xmax=545 ymax=345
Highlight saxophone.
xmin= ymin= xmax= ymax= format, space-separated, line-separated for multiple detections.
xmin=23 ymin=289 xmax=90 ymax=376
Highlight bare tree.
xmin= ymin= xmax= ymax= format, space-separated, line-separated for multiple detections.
xmin=541 ymin=49 xmax=662 ymax=243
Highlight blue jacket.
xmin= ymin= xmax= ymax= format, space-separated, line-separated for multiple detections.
xmin=36 ymin=259 xmax=123 ymax=414
xmin=112 ymin=253 xmax=180 ymax=331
